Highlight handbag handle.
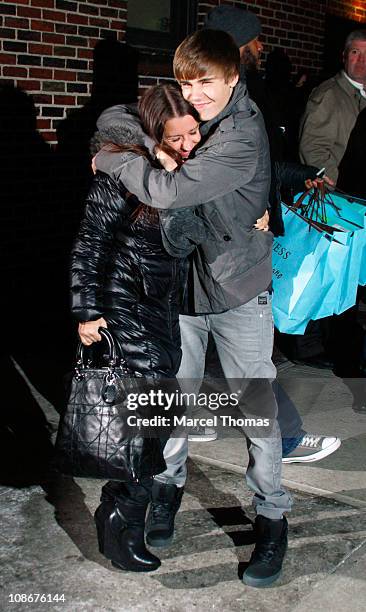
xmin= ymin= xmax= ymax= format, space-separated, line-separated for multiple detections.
xmin=76 ymin=327 xmax=118 ymax=368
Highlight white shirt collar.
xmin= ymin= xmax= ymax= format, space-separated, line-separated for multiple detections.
xmin=343 ymin=70 xmax=366 ymax=98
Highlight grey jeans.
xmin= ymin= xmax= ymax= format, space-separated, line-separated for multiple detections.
xmin=155 ymin=292 xmax=292 ymax=519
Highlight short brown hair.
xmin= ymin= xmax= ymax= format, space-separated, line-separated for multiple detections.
xmin=173 ymin=29 xmax=240 ymax=83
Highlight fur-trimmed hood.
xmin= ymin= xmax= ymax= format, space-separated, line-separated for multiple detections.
xmin=91 ymin=103 xmax=151 ymax=155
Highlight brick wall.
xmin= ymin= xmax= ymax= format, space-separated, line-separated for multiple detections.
xmin=0 ymin=0 xmax=126 ymax=143
xmin=197 ymin=0 xmax=327 ymax=76
xmin=327 ymin=0 xmax=366 ymax=23
xmin=1 ymin=0 xmax=366 ymax=143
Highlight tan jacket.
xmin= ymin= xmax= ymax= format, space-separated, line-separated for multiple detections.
xmin=299 ymin=71 xmax=366 ymax=182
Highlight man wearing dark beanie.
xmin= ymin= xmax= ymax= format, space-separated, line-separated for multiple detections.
xmin=205 ymin=5 xmax=262 ymax=49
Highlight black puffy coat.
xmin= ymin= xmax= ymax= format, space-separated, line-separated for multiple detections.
xmin=70 ymin=171 xmax=188 ymax=378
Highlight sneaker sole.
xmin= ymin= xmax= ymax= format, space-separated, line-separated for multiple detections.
xmin=146 ymin=534 xmax=174 ymax=548
xmin=242 ymin=569 xmax=282 ymax=588
xmin=188 ymin=434 xmax=218 ymax=442
xmin=282 ymin=438 xmax=341 ymax=464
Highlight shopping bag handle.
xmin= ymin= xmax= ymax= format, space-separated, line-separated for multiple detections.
xmin=292 ymin=182 xmax=327 ymax=212
xmin=282 ymin=202 xmax=333 ymax=235
xmin=291 ymin=187 xmax=312 ymax=211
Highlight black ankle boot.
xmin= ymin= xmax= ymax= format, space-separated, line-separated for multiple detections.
xmin=94 ymin=481 xmax=124 ymax=554
xmin=242 ymin=515 xmax=288 ymax=588
xmin=102 ymin=483 xmax=161 ymax=572
xmin=146 ymin=482 xmax=184 ymax=548
xmin=95 ymin=502 xmax=115 ymax=554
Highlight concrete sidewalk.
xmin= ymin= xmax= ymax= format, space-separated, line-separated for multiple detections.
xmin=191 ymin=365 xmax=366 ymax=509
xmin=1 ymin=357 xmax=366 ymax=611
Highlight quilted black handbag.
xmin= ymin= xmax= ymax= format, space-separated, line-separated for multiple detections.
xmin=54 ymin=328 xmax=166 ymax=481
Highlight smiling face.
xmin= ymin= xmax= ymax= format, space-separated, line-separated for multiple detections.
xmin=178 ymin=73 xmax=239 ymax=121
xmin=162 ymin=114 xmax=201 ymax=159
xmin=344 ymin=39 xmax=366 ymax=84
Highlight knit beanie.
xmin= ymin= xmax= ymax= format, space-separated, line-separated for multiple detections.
xmin=204 ymin=6 xmax=261 ymax=47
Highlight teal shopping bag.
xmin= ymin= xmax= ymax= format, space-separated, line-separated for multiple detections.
xmin=323 ymin=191 xmax=366 ymax=286
xmin=294 ymin=189 xmax=366 ymax=309
xmin=272 ymin=204 xmax=340 ymax=333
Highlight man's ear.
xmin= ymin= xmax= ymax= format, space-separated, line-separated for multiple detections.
xmin=229 ymin=74 xmax=239 ymax=88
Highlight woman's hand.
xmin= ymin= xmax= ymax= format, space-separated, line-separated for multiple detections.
xmin=78 ymin=317 xmax=107 ymax=346
xmin=155 ymin=147 xmax=178 ymax=171
xmin=254 ymin=210 xmax=269 ymax=231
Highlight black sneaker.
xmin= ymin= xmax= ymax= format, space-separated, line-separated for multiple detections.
xmin=242 ymin=515 xmax=288 ymax=588
xmin=145 ymin=482 xmax=184 ymax=548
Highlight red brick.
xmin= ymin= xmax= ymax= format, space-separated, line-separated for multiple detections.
xmin=16 ymin=6 xmax=41 ymax=17
xmin=29 ymin=42 xmax=53 ymax=54
xmin=30 ymin=0 xmax=55 ymax=7
xmin=5 ymin=16 xmax=29 ymax=28
xmin=67 ymin=13 xmax=88 ymax=25
xmin=42 ymin=32 xmax=64 ymax=43
xmin=0 ymin=27 xmax=16 ymax=39
xmin=43 ymin=9 xmax=66 ymax=21
xmin=77 ymin=48 xmax=93 ymax=59
xmin=100 ymin=7 xmax=118 ymax=17
xmin=33 ymin=93 xmax=52 ymax=103
xmin=3 ymin=66 xmax=28 ymax=77
xmin=0 ymin=53 xmax=16 ymax=65
xmin=53 ymin=69 xmax=77 ymax=81
xmin=29 ymin=67 xmax=53 ymax=78
xmin=17 ymin=79 xmax=41 ymax=89
xmin=53 ymin=45 xmax=75 ymax=56
xmin=54 ymin=94 xmax=76 ymax=104
xmin=37 ymin=118 xmax=51 ymax=129
xmin=31 ymin=18 xmax=54 ymax=31
xmin=111 ymin=20 xmax=124 ymax=31
xmin=89 ymin=17 xmax=109 ymax=28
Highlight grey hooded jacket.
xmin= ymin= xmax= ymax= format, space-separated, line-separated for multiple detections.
xmin=96 ymin=82 xmax=272 ymax=314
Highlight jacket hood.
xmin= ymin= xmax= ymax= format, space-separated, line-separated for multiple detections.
xmin=90 ymin=103 xmax=145 ymax=155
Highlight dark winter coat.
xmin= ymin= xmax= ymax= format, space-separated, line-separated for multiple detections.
xmin=71 ymin=112 xmax=207 ymax=378
xmin=71 ymin=171 xmax=193 ymax=378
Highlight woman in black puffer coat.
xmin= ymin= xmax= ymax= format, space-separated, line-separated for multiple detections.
xmin=70 ymin=84 xmax=205 ymax=573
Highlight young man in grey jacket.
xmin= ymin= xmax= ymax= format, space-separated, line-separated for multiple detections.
xmin=95 ymin=29 xmax=291 ymax=588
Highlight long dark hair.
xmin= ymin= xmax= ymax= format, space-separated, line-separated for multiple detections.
xmin=138 ymin=82 xmax=200 ymax=167
xmin=104 ymin=83 xmax=199 ymax=221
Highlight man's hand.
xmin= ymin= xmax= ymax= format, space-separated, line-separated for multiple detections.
xmin=304 ymin=176 xmax=335 ymax=190
xmin=155 ymin=147 xmax=178 ymax=171
xmin=254 ymin=210 xmax=269 ymax=231
xmin=78 ymin=317 xmax=107 ymax=346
